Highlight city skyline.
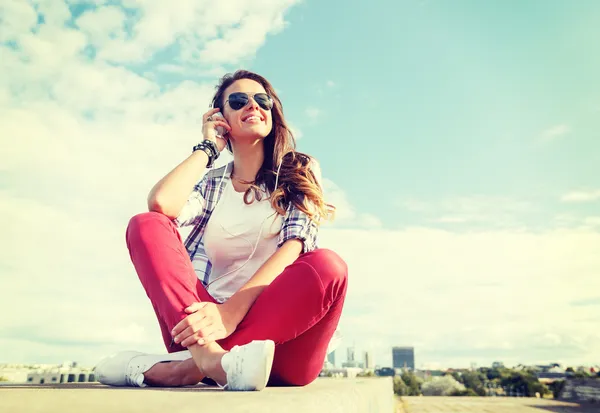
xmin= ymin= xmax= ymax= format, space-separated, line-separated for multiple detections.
xmin=328 ymin=345 xmax=594 ymax=372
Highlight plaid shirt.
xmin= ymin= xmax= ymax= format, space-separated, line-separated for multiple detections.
xmin=174 ymin=161 xmax=320 ymax=286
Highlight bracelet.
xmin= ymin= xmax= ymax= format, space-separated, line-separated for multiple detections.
xmin=192 ymin=140 xmax=219 ymax=168
xmin=193 ymin=140 xmax=218 ymax=158
xmin=193 ymin=144 xmax=214 ymax=168
xmin=202 ymin=139 xmax=219 ymax=158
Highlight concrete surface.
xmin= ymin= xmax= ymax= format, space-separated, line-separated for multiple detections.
xmin=0 ymin=377 xmax=395 ymax=413
xmin=398 ymin=396 xmax=599 ymax=413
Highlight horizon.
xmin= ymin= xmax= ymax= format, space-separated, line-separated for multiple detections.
xmin=2 ymin=352 xmax=596 ymax=372
xmin=1 ymin=0 xmax=599 ymax=369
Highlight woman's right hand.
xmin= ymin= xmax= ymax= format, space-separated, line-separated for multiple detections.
xmin=202 ymin=107 xmax=231 ymax=153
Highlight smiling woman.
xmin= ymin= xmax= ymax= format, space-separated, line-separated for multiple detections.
xmin=93 ymin=70 xmax=347 ymax=391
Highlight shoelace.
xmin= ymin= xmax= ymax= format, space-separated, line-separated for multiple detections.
xmin=125 ymin=373 xmax=142 ymax=387
xmin=125 ymin=359 xmax=146 ymax=387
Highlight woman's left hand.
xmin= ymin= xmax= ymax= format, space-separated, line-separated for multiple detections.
xmin=171 ymin=302 xmax=239 ymax=347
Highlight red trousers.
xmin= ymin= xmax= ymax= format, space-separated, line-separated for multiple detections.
xmin=125 ymin=212 xmax=348 ymax=386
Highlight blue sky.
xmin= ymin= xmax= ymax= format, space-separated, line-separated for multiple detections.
xmin=257 ymin=0 xmax=600 ymax=230
xmin=1 ymin=0 xmax=599 ymax=370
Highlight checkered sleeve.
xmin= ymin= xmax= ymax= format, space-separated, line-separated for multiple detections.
xmin=173 ymin=173 xmax=209 ymax=228
xmin=276 ymin=159 xmax=324 ymax=253
xmin=277 ymin=201 xmax=319 ymax=253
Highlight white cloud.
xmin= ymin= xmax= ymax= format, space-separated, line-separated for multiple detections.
xmin=583 ymin=217 xmax=600 ymax=227
xmin=305 ymin=106 xmax=321 ymax=120
xmin=0 ymin=1 xmax=38 ymax=43
xmin=321 ymin=179 xmax=382 ymax=228
xmin=75 ymin=5 xmax=127 ymax=46
xmin=198 ymin=8 xmax=293 ymax=64
xmin=35 ymin=0 xmax=71 ymax=26
xmin=538 ymin=124 xmax=570 ymax=144
xmin=561 ymin=190 xmax=600 ymax=203
xmin=553 ymin=214 xmax=600 ymax=231
xmin=397 ymin=195 xmax=535 ymax=227
xmin=71 ymin=0 xmax=302 ymax=65
xmin=319 ymin=226 xmax=600 ymax=368
xmin=398 ymin=198 xmax=431 ymax=212
xmin=430 ymin=216 xmax=470 ymax=223
xmin=156 ymin=64 xmax=186 ymax=74
xmin=317 ymin=80 xmax=337 ymax=95
xmin=0 ymin=191 xmax=163 ymax=361
xmin=285 ymin=120 xmax=303 ymax=139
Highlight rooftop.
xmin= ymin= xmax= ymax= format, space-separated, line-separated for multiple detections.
xmin=0 ymin=377 xmax=395 ymax=413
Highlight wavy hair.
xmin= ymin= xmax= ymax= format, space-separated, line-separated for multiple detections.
xmin=211 ymin=70 xmax=334 ymax=223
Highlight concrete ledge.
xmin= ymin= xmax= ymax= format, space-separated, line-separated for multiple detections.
xmin=399 ymin=396 xmax=598 ymax=412
xmin=0 ymin=377 xmax=395 ymax=413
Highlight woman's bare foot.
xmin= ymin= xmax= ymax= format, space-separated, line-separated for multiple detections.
xmin=143 ymin=358 xmax=204 ymax=387
xmin=141 ymin=342 xmax=229 ymax=387
xmin=190 ymin=342 xmax=228 ymax=386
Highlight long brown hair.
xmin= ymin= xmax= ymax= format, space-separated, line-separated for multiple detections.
xmin=211 ymin=70 xmax=333 ymax=223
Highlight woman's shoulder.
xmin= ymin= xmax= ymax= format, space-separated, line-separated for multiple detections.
xmin=205 ymin=161 xmax=233 ymax=181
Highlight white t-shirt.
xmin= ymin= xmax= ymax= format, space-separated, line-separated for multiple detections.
xmin=203 ymin=181 xmax=283 ymax=303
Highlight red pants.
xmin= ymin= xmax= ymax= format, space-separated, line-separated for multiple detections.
xmin=125 ymin=212 xmax=348 ymax=386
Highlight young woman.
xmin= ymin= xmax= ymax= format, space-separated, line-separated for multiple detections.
xmin=94 ymin=70 xmax=348 ymax=391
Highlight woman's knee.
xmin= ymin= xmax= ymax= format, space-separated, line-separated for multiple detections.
xmin=126 ymin=211 xmax=172 ymax=242
xmin=304 ymin=248 xmax=348 ymax=286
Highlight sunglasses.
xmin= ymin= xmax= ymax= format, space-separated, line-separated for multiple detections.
xmin=225 ymin=92 xmax=274 ymax=111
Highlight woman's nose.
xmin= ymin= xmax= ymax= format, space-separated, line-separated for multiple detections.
xmin=247 ymin=96 xmax=260 ymax=109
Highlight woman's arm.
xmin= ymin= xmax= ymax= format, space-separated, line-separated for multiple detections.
xmin=222 ymin=239 xmax=303 ymax=324
xmin=172 ymin=239 xmax=304 ymax=346
xmin=147 ymin=150 xmax=209 ymax=219
xmin=148 ymin=107 xmax=230 ymax=219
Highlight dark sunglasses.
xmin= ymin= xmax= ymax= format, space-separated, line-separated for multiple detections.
xmin=225 ymin=92 xmax=274 ymax=111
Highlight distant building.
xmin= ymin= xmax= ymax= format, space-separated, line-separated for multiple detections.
xmin=342 ymin=360 xmax=363 ymax=368
xmin=0 ymin=362 xmax=97 ymax=385
xmin=26 ymin=363 xmax=96 ymax=385
xmin=364 ymin=351 xmax=374 ymax=369
xmin=392 ymin=347 xmax=415 ymax=370
xmin=492 ymin=361 xmax=505 ymax=369
xmin=327 ymin=350 xmax=336 ymax=367
xmin=347 ymin=347 xmax=355 ymax=363
xmin=320 ymin=367 xmax=363 ymax=379
xmin=0 ymin=366 xmax=29 ymax=383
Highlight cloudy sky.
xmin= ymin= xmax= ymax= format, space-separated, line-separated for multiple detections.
xmin=1 ymin=0 xmax=599 ymax=370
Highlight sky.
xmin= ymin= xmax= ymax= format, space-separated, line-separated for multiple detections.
xmin=1 ymin=0 xmax=599 ymax=371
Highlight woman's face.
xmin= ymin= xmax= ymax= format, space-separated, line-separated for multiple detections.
xmin=221 ymin=78 xmax=273 ymax=142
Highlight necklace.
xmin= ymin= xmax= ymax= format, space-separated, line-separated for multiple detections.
xmin=231 ymin=173 xmax=256 ymax=184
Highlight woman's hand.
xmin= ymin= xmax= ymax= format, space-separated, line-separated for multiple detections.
xmin=202 ymin=107 xmax=231 ymax=152
xmin=171 ymin=302 xmax=239 ymax=347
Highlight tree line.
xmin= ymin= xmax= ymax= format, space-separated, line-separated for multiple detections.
xmin=391 ymin=367 xmax=599 ymax=398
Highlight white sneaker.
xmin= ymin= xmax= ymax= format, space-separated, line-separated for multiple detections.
xmin=220 ymin=340 xmax=275 ymax=391
xmin=94 ymin=350 xmax=192 ymax=387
